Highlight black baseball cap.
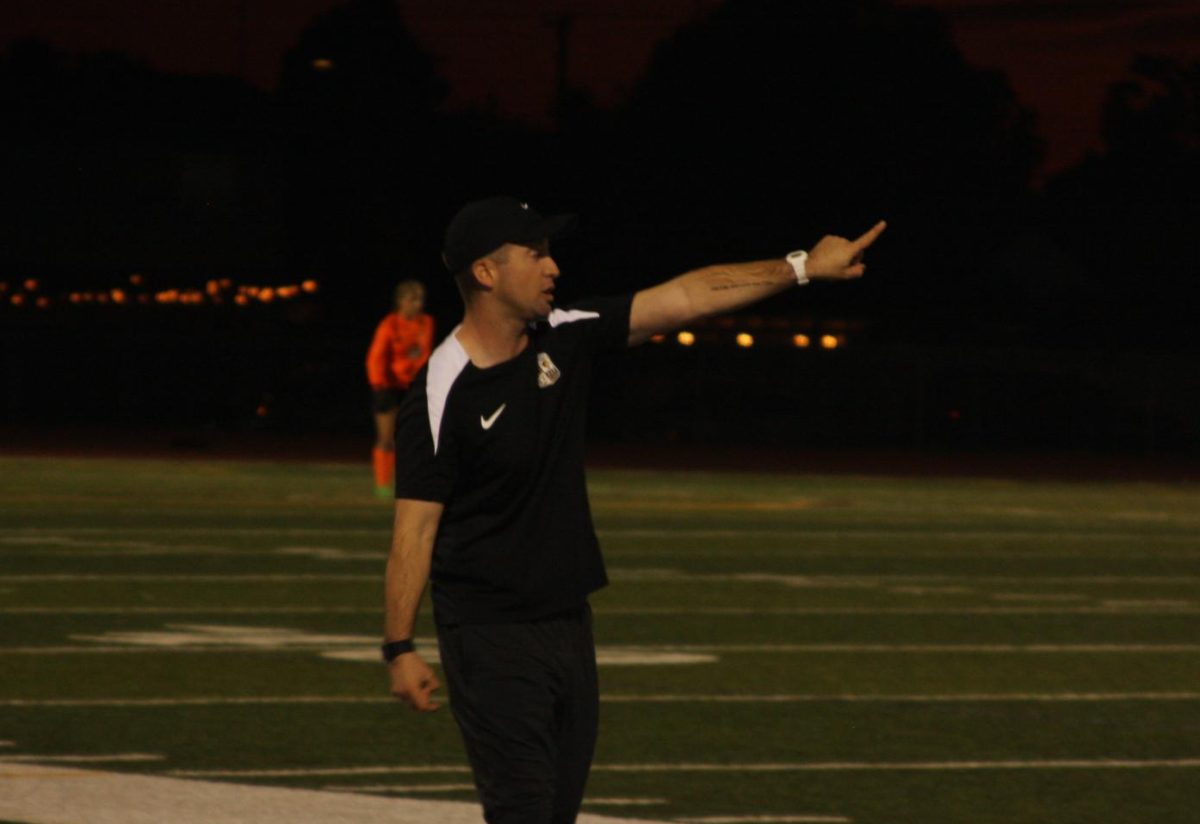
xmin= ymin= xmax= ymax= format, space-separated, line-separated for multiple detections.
xmin=442 ymin=196 xmax=577 ymax=273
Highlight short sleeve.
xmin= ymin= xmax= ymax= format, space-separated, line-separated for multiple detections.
xmin=392 ymin=385 xmax=458 ymax=503
xmin=550 ymin=294 xmax=633 ymax=353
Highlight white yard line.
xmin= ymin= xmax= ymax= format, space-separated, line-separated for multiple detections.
xmin=0 ymin=754 xmax=163 ymax=763
xmin=0 ymin=763 xmax=669 ymax=824
xmin=169 ymin=757 xmax=1200 ymax=779
xmin=3 ymin=641 xmax=1198 ymax=657
xmin=5 ymin=692 xmax=1199 ymax=709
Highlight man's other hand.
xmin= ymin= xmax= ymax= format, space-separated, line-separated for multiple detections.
xmin=389 ymin=653 xmax=442 ymax=712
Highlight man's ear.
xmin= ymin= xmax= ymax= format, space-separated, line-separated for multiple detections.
xmin=470 ymin=258 xmax=497 ymax=291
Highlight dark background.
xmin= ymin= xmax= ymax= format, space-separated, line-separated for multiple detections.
xmin=2 ymin=0 xmax=1198 ymax=458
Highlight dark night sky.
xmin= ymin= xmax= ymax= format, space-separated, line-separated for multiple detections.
xmin=3 ymin=0 xmax=1199 ymax=177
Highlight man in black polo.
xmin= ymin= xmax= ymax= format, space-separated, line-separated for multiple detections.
xmin=383 ymin=196 xmax=885 ymax=823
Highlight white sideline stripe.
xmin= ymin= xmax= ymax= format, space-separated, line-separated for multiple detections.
xmin=173 ymin=765 xmax=472 ymax=777
xmin=0 ymin=754 xmax=162 ymax=763
xmin=6 ymin=692 xmax=1199 ymax=709
xmin=4 ymin=642 xmax=1199 ymax=657
xmin=169 ymin=758 xmax=1200 ymax=779
xmin=3 ymin=605 xmax=1199 ymax=616
xmin=0 ymin=763 xmax=670 ymax=824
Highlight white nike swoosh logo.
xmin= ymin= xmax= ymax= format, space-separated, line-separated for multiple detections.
xmin=480 ymin=403 xmax=506 ymax=430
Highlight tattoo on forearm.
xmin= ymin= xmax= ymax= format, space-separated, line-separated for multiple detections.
xmin=704 ymin=264 xmax=788 ymax=293
xmin=709 ymin=279 xmax=777 ymax=291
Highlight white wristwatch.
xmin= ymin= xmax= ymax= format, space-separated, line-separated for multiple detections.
xmin=786 ymin=250 xmax=809 ymax=286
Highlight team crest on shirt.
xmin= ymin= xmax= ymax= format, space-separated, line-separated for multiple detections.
xmin=537 ymin=352 xmax=561 ymax=388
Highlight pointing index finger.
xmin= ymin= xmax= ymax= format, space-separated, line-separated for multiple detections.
xmin=852 ymin=220 xmax=887 ymax=251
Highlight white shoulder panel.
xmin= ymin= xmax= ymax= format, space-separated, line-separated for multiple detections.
xmin=424 ymin=328 xmax=470 ymax=454
xmin=548 ymin=307 xmax=601 ymax=327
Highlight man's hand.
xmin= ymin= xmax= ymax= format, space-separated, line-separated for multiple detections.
xmin=806 ymin=220 xmax=887 ymax=280
xmin=389 ymin=652 xmax=441 ymax=712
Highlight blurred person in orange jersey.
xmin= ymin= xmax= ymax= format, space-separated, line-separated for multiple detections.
xmin=366 ymin=280 xmax=434 ymax=497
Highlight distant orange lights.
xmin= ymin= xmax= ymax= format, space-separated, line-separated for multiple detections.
xmin=23 ymin=278 xmax=39 ymax=292
xmin=129 ymin=273 xmax=144 ymax=286
xmin=676 ymin=330 xmax=696 ymax=346
xmin=793 ymin=334 xmax=811 ymax=348
xmin=820 ymin=334 xmax=841 ymax=350
xmin=736 ymin=332 xmax=754 ymax=348
xmin=301 ymin=280 xmax=319 ymax=293
xmin=311 ymin=58 xmax=335 ymax=71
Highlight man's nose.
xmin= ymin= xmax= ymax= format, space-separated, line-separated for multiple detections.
xmin=543 ymin=256 xmax=560 ymax=277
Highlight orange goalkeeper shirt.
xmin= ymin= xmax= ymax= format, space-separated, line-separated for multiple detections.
xmin=366 ymin=312 xmax=434 ymax=391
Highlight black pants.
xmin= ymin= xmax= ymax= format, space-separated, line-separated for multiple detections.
xmin=436 ymin=604 xmax=599 ymax=824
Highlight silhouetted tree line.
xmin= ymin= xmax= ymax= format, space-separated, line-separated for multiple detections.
xmin=2 ymin=0 xmax=1197 ymax=346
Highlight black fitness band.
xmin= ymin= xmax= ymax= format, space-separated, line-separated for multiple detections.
xmin=381 ymin=639 xmax=415 ymax=663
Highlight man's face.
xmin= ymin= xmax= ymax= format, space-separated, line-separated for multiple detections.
xmin=491 ymin=239 xmax=560 ymax=320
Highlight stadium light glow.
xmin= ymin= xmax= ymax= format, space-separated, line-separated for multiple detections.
xmin=23 ymin=279 xmax=38 ymax=292
xmin=301 ymin=280 xmax=319 ymax=293
xmin=650 ymin=334 xmax=665 ymax=343
xmin=820 ymin=334 xmax=839 ymax=350
xmin=736 ymin=332 xmax=754 ymax=348
xmin=677 ymin=330 xmax=695 ymax=346
xmin=35 ymin=296 xmax=50 ymax=309
xmin=110 ymin=289 xmax=127 ymax=304
xmin=312 ymin=58 xmax=334 ymax=71
xmin=793 ymin=333 xmax=810 ymax=348
xmin=129 ymin=273 xmax=144 ymax=286
xmin=10 ymin=294 xmax=25 ymax=306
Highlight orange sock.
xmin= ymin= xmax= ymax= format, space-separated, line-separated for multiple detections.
xmin=372 ymin=447 xmax=394 ymax=489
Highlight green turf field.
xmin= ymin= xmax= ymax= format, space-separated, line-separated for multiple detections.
xmin=2 ymin=455 xmax=1199 ymax=823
